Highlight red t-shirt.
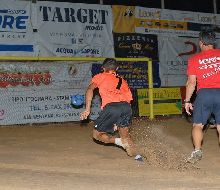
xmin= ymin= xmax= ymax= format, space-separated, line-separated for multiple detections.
xmin=187 ymin=49 xmax=220 ymax=90
xmin=91 ymin=72 xmax=133 ymax=109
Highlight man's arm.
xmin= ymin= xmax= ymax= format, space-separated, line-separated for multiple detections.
xmin=80 ymin=82 xmax=97 ymax=120
xmin=185 ymin=75 xmax=197 ymax=115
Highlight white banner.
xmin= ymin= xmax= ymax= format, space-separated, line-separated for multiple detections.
xmin=135 ymin=6 xmax=220 ymax=37
xmin=0 ymin=61 xmax=101 ymax=125
xmin=36 ymin=1 xmax=114 ymax=57
xmin=158 ymin=36 xmax=220 ymax=86
xmin=0 ymin=0 xmax=36 ymax=56
xmin=158 ymin=36 xmax=199 ymax=86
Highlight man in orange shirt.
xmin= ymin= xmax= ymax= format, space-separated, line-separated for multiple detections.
xmin=80 ymin=58 xmax=135 ymax=156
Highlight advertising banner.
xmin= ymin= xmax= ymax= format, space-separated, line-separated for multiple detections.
xmin=135 ymin=6 xmax=220 ymax=37
xmin=158 ymin=36 xmax=199 ymax=86
xmin=0 ymin=61 xmax=101 ymax=125
xmin=137 ymin=88 xmax=182 ymax=116
xmin=0 ymin=0 xmax=35 ymax=56
xmin=91 ymin=61 xmax=161 ymax=89
xmin=36 ymin=1 xmax=114 ymax=57
xmin=113 ymin=33 xmax=158 ymax=60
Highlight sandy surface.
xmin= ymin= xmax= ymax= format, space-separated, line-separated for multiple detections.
xmin=0 ymin=117 xmax=219 ymax=190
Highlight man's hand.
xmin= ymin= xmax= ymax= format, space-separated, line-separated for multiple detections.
xmin=185 ymin=102 xmax=193 ymax=115
xmin=80 ymin=110 xmax=90 ymax=120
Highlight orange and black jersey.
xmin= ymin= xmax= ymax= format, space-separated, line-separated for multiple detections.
xmin=91 ymin=72 xmax=133 ymax=109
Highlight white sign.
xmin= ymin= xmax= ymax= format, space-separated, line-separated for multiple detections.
xmin=0 ymin=61 xmax=101 ymax=125
xmin=135 ymin=6 xmax=220 ymax=37
xmin=0 ymin=0 xmax=36 ymax=56
xmin=158 ymin=36 xmax=199 ymax=86
xmin=36 ymin=1 xmax=114 ymax=57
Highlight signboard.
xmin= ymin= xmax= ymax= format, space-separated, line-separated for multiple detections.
xmin=0 ymin=0 xmax=36 ymax=56
xmin=158 ymin=36 xmax=199 ymax=86
xmin=91 ymin=61 xmax=161 ymax=89
xmin=113 ymin=33 xmax=158 ymax=60
xmin=138 ymin=88 xmax=182 ymax=116
xmin=135 ymin=6 xmax=220 ymax=37
xmin=0 ymin=61 xmax=101 ymax=125
xmin=36 ymin=2 xmax=114 ymax=57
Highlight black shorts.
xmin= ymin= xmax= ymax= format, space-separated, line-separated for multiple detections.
xmin=94 ymin=102 xmax=132 ymax=133
xmin=193 ymin=88 xmax=220 ymax=125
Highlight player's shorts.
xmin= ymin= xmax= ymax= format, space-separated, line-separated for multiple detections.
xmin=193 ymin=88 xmax=220 ymax=125
xmin=94 ymin=101 xmax=132 ymax=133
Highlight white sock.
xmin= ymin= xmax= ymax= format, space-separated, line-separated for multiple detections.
xmin=115 ymin=138 xmax=123 ymax=147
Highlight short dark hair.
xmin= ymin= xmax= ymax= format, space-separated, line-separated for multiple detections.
xmin=102 ymin=58 xmax=119 ymax=71
xmin=199 ymin=30 xmax=216 ymax=46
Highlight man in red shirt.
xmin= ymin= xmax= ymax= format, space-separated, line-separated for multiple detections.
xmin=185 ymin=30 xmax=220 ymax=163
xmin=80 ymin=58 xmax=135 ymax=156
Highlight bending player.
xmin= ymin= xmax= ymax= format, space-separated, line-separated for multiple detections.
xmin=80 ymin=58 xmax=135 ymax=156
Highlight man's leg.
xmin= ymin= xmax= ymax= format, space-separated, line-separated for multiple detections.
xmin=187 ymin=123 xmax=203 ymax=163
xmin=118 ymin=127 xmax=135 ymax=156
xmin=93 ymin=129 xmax=115 ymax=144
xmin=192 ymin=123 xmax=204 ymax=150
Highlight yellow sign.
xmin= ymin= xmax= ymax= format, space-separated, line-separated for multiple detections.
xmin=138 ymin=88 xmax=182 ymax=116
xmin=112 ymin=5 xmax=135 ymax=33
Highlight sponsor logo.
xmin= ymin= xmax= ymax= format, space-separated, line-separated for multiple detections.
xmin=178 ymin=41 xmax=197 ymax=57
xmin=0 ymin=9 xmax=28 ymax=31
xmin=56 ymin=47 xmax=100 ymax=55
xmin=39 ymin=6 xmax=108 ymax=25
xmin=138 ymin=9 xmax=161 ymax=19
xmin=0 ymin=72 xmax=51 ymax=87
xmin=197 ymin=15 xmax=216 ymax=24
xmin=132 ymin=42 xmax=142 ymax=50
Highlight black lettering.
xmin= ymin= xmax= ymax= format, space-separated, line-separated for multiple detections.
xmin=52 ymin=7 xmax=64 ymax=22
xmin=40 ymin=6 xmax=51 ymax=21
xmin=77 ymin=8 xmax=87 ymax=23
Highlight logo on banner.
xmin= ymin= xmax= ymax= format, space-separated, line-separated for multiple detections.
xmin=0 ymin=9 xmax=28 ymax=32
xmin=56 ymin=47 xmax=100 ymax=56
xmin=197 ymin=15 xmax=216 ymax=24
xmin=0 ymin=72 xmax=51 ymax=87
xmin=138 ymin=9 xmax=161 ymax=19
xmin=132 ymin=42 xmax=142 ymax=50
xmin=39 ymin=6 xmax=108 ymax=25
xmin=178 ymin=41 xmax=197 ymax=57
xmin=114 ymin=33 xmax=158 ymax=59
xmin=124 ymin=8 xmax=133 ymax=17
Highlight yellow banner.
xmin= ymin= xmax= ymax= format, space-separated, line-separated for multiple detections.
xmin=112 ymin=5 xmax=135 ymax=33
xmin=138 ymin=88 xmax=182 ymax=116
